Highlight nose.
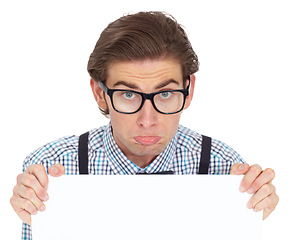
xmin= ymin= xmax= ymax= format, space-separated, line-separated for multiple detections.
xmin=136 ymin=99 xmax=159 ymax=129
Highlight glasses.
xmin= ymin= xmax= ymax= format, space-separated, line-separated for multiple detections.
xmin=99 ymin=76 xmax=190 ymax=114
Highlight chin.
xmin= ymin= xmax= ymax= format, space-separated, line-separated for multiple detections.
xmin=132 ymin=144 xmax=165 ymax=156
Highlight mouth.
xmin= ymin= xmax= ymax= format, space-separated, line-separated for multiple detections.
xmin=134 ymin=136 xmax=161 ymax=146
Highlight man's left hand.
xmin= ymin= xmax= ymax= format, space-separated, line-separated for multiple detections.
xmin=230 ymin=163 xmax=279 ymax=220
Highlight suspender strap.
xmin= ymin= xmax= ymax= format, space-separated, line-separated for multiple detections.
xmin=78 ymin=132 xmax=89 ymax=174
xmin=198 ymin=135 xmax=212 ymax=174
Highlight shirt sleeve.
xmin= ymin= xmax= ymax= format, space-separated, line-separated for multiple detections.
xmin=22 ymin=222 xmax=32 ymax=240
xmin=22 ymin=135 xmax=79 ymax=173
xmin=210 ymin=138 xmax=246 ymax=174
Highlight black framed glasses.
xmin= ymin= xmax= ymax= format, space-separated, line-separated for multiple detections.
xmin=99 ymin=76 xmax=190 ymax=114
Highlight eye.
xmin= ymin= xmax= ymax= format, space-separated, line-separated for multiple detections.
xmin=160 ymin=91 xmax=171 ymax=98
xmin=122 ymin=91 xmax=135 ymax=99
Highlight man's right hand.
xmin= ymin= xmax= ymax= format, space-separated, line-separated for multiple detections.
xmin=10 ymin=164 xmax=65 ymax=225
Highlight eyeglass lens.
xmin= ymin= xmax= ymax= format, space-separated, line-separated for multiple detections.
xmin=112 ymin=90 xmax=184 ymax=114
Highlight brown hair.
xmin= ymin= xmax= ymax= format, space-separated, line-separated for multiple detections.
xmin=87 ymin=11 xmax=199 ymax=115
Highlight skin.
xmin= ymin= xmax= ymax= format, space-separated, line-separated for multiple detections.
xmin=10 ymin=58 xmax=279 ymax=225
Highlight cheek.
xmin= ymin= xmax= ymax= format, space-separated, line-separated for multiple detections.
xmin=165 ymin=115 xmax=181 ymax=133
xmin=109 ymin=112 xmax=135 ymax=134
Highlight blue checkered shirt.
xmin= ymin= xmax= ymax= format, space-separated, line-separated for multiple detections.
xmin=21 ymin=123 xmax=245 ymax=239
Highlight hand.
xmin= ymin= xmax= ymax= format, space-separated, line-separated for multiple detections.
xmin=10 ymin=164 xmax=65 ymax=225
xmin=230 ymin=163 xmax=279 ymax=220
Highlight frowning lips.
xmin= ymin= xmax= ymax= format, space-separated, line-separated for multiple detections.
xmin=134 ymin=136 xmax=161 ymax=145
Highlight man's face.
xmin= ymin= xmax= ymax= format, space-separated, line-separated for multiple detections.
xmin=91 ymin=58 xmax=194 ymax=167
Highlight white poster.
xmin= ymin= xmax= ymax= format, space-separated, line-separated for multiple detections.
xmin=32 ymin=175 xmax=262 ymax=239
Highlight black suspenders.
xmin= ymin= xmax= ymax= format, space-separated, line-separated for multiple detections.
xmin=78 ymin=132 xmax=211 ymax=175
xmin=78 ymin=132 xmax=89 ymax=174
xmin=198 ymin=135 xmax=212 ymax=174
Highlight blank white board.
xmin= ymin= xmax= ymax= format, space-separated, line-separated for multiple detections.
xmin=32 ymin=175 xmax=262 ymax=239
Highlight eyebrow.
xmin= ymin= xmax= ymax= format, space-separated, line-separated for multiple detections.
xmin=113 ymin=81 xmax=138 ymax=89
xmin=113 ymin=79 xmax=180 ymax=90
xmin=154 ymin=79 xmax=180 ymax=89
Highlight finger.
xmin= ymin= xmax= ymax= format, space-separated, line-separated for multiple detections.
xmin=247 ymin=183 xmax=274 ymax=210
xmin=240 ymin=164 xmax=262 ymax=192
xmin=10 ymin=195 xmax=37 ymax=225
xmin=251 ymin=192 xmax=279 ymax=220
xmin=17 ymin=209 xmax=32 ymax=226
xmin=230 ymin=163 xmax=250 ymax=175
xmin=262 ymin=193 xmax=279 ymax=220
xmin=246 ymin=168 xmax=275 ymax=194
xmin=15 ymin=184 xmax=47 ymax=212
xmin=18 ymin=172 xmax=49 ymax=202
xmin=48 ymin=164 xmax=65 ymax=177
xmin=26 ymin=164 xmax=49 ymax=190
xmin=253 ymin=193 xmax=277 ymax=212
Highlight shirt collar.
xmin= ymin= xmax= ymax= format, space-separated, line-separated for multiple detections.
xmin=102 ymin=122 xmax=177 ymax=175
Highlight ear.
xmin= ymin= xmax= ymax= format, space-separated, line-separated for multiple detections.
xmin=183 ymin=74 xmax=196 ymax=109
xmin=90 ymin=79 xmax=108 ymax=110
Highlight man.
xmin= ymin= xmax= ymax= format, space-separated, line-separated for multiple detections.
xmin=10 ymin=11 xmax=279 ymax=239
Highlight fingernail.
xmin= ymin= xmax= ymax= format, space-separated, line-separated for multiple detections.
xmin=43 ymin=194 xmax=49 ymax=202
xmin=240 ymin=186 xmax=246 ymax=192
xmin=247 ymin=202 xmax=253 ymax=209
xmin=51 ymin=167 xmax=59 ymax=174
xmin=253 ymin=207 xmax=260 ymax=212
xmin=40 ymin=205 xmax=46 ymax=211
xmin=247 ymin=188 xmax=254 ymax=194
xmin=239 ymin=164 xmax=245 ymax=170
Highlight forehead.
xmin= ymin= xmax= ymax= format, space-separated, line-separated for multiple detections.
xmin=106 ymin=58 xmax=183 ymax=88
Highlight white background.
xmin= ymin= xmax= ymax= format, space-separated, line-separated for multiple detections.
xmin=1 ymin=0 xmax=292 ymax=239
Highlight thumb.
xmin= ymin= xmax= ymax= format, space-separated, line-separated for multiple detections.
xmin=230 ymin=163 xmax=249 ymax=175
xmin=48 ymin=164 xmax=65 ymax=177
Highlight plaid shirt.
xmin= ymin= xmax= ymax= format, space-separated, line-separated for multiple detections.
xmin=21 ymin=123 xmax=245 ymax=239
